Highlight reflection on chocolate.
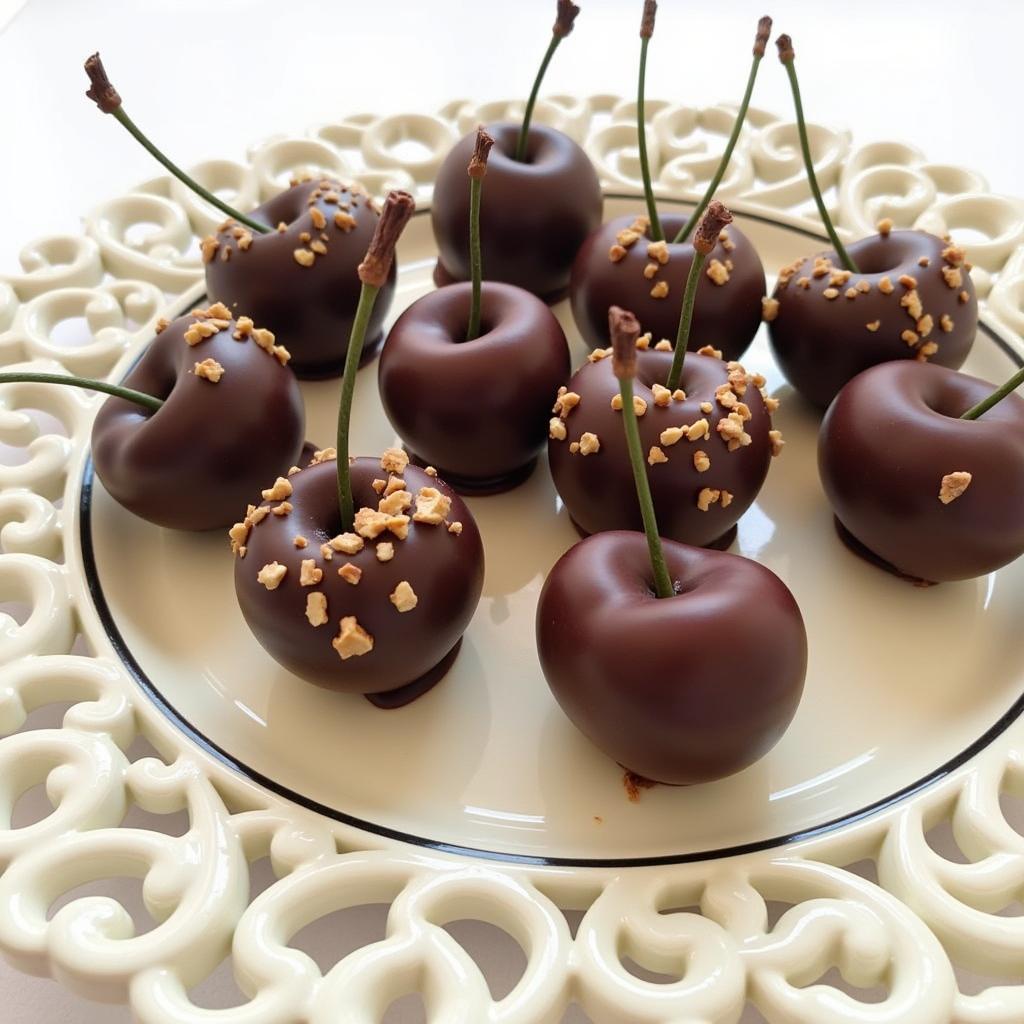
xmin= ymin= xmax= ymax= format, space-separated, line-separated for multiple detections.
xmin=379 ymin=281 xmax=570 ymax=493
xmin=205 ymin=179 xmax=397 ymax=380
xmin=769 ymin=229 xmax=978 ymax=408
xmin=570 ymin=213 xmax=765 ymax=359
xmin=548 ymin=349 xmax=778 ymax=547
xmin=91 ymin=309 xmax=304 ymax=531
xmin=234 ymin=456 xmax=484 ymax=703
xmin=536 ymin=531 xmax=807 ymax=784
xmin=819 ymin=360 xmax=1024 ymax=582
xmin=431 ymin=123 xmax=602 ymax=301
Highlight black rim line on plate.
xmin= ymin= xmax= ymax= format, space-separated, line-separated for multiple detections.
xmin=75 ymin=197 xmax=1024 ymax=869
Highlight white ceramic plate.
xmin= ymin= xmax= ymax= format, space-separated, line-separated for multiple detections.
xmin=3 ymin=97 xmax=1024 ymax=1023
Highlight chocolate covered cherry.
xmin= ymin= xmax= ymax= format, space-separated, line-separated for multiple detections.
xmin=380 ymin=281 xmax=569 ymax=492
xmin=819 ymin=361 xmax=1024 ymax=582
xmin=548 ymin=345 xmax=781 ymax=547
xmin=204 ymin=178 xmax=396 ymax=379
xmin=767 ymin=229 xmax=977 ymax=408
xmin=537 ymin=532 xmax=807 ymax=784
xmin=233 ymin=451 xmax=484 ymax=705
xmin=91 ymin=304 xmax=304 ymax=530
xmin=570 ymin=213 xmax=766 ymax=359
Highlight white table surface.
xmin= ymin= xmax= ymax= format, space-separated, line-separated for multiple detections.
xmin=1 ymin=1 xmax=1022 ymax=1020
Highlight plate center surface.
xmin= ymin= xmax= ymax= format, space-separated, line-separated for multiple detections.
xmin=83 ymin=201 xmax=1024 ymax=862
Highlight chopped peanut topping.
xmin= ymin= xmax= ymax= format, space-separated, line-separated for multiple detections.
xmin=372 ymin=478 xmax=387 ymax=494
xmin=588 ymin=346 xmax=611 ymax=362
xmin=829 ymin=270 xmax=852 ymax=287
xmin=697 ymin=345 xmax=723 ymax=359
xmin=822 ymin=288 xmax=839 ymax=300
xmin=228 ymin=521 xmax=249 ymax=557
xmin=942 ymin=245 xmax=966 ymax=266
xmin=293 ymin=249 xmax=315 ymax=267
xmin=332 ymin=616 xmax=374 ymax=660
xmin=309 ymin=207 xmax=327 ymax=230
xmin=721 ymin=490 xmax=734 ymax=508
xmin=262 ymin=477 xmax=293 ymax=501
xmin=636 ymin=333 xmax=651 ymax=350
xmin=233 ymin=316 xmax=254 ymax=340
xmin=252 ymin=328 xmax=276 ymax=351
xmin=648 ymin=446 xmax=668 ymax=465
xmin=305 ymin=592 xmax=328 ymax=627
xmin=448 ymin=521 xmax=463 ymax=535
xmin=293 ymin=535 xmax=307 ymax=549
xmin=184 ymin=320 xmax=218 ymax=346
xmin=697 ymin=487 xmax=721 ymax=511
xmin=200 ymin=236 xmax=220 ymax=263
xmin=844 ymin=287 xmax=858 ymax=300
xmin=900 ymin=289 xmax=923 ymax=321
xmin=380 ymin=447 xmax=409 ymax=474
xmin=940 ymin=314 xmax=954 ymax=332
xmin=650 ymin=280 xmax=669 ymax=299
xmin=661 ymin=426 xmax=685 ymax=446
xmin=334 ymin=211 xmax=357 ymax=231
xmin=608 ymin=244 xmax=627 ymax=263
xmin=769 ymin=429 xmax=785 ymax=456
xmin=155 ymin=317 xmax=170 ymax=334
xmin=939 ymin=471 xmax=972 ymax=503
xmin=413 ymin=487 xmax=452 ymax=524
xmin=330 ymin=533 xmax=364 ymax=555
xmin=354 ymin=507 xmax=390 ymax=539
xmin=917 ymin=314 xmax=934 ymax=337
xmin=654 ymin=338 xmax=673 ymax=352
xmin=942 ymin=266 xmax=963 ymax=289
xmin=384 ymin=476 xmax=407 ymax=496
xmin=378 ymin=489 xmax=412 ymax=515
xmin=899 ymin=274 xmax=917 ymax=289
xmin=309 ymin=447 xmax=337 ymax=465
xmin=694 ymin=450 xmax=710 ymax=472
xmin=797 ymin=276 xmax=811 ymax=289
xmin=424 ymin=466 xmax=437 ymax=476
xmin=762 ymin=297 xmax=780 ymax=321
xmin=553 ymin=388 xmax=581 ymax=418
xmin=651 ymin=383 xmax=671 ymax=407
xmin=717 ymin=412 xmax=751 ymax=450
xmin=856 ymin=279 xmax=871 ymax=293
xmin=271 ymin=501 xmax=292 ymax=516
xmin=719 ymin=229 xmax=735 ymax=251
xmin=902 ymin=330 xmax=919 ymax=346
xmin=918 ymin=256 xmax=930 ymax=267
xmin=959 ymin=290 xmax=970 ymax=304
xmin=386 ymin=515 xmax=410 ymax=540
xmin=687 ymin=418 xmax=711 ymax=442
xmin=700 ymin=401 xmax=713 ymax=414
xmin=376 ymin=542 xmax=394 ymax=562
xmin=248 ymin=505 xmax=269 ymax=526
xmin=866 ymin=320 xmax=881 ymax=332
xmin=549 ymin=417 xmax=567 ymax=441
xmin=338 ymin=562 xmax=362 ymax=585
xmin=877 ymin=217 xmax=893 ymax=236
xmin=257 ymin=562 xmax=287 ymax=590
xmin=672 ymin=389 xmax=687 ymax=401
xmin=237 ymin=230 xmax=253 ymax=251
xmin=643 ymin=262 xmax=659 ymax=280
xmin=706 ymin=259 xmax=730 ymax=286
xmin=579 ymin=432 xmax=601 ymax=455
xmin=310 ymin=240 xmax=328 ymax=256
xmin=916 ymin=341 xmax=939 ymax=360
xmin=390 ymin=581 xmax=418 ymax=613
xmin=878 ymin=276 xmax=894 ymax=295
xmin=715 ymin=383 xmax=738 ymax=409
xmin=194 ymin=358 xmax=225 ymax=383
xmin=569 ymin=442 xmax=580 ymax=453
xmin=647 ymin=240 xmax=670 ymax=265
xmin=616 ymin=228 xmax=641 ymax=247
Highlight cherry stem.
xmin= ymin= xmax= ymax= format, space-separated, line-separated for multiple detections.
xmin=672 ymin=54 xmax=762 ymax=243
xmin=778 ymin=42 xmax=858 ymax=273
xmin=665 ymin=250 xmax=707 ymax=392
xmin=0 ymin=372 xmax=163 ymax=413
xmin=960 ymin=365 xmax=1024 ymax=420
xmin=110 ymin=108 xmax=269 ymax=235
xmin=637 ymin=35 xmax=663 ymax=242
xmin=336 ymin=283 xmax=380 ymax=532
xmin=516 ymin=33 xmax=561 ymax=163
xmin=467 ymin=175 xmax=484 ymax=340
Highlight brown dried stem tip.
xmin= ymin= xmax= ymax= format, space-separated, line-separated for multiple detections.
xmin=609 ymin=306 xmax=642 ymax=379
xmin=553 ymin=0 xmax=581 ymax=38
xmin=357 ymin=190 xmax=416 ymax=287
xmin=84 ymin=52 xmax=121 ymax=113
xmin=754 ymin=16 xmax=772 ymax=57
xmin=468 ymin=126 xmax=495 ymax=180
xmin=640 ymin=0 xmax=657 ymax=38
xmin=776 ymin=33 xmax=794 ymax=64
xmin=692 ymin=200 xmax=733 ymax=256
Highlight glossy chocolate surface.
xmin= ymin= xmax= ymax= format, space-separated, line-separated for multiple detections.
xmin=379 ymin=281 xmax=570 ymax=491
xmin=234 ymin=457 xmax=484 ymax=697
xmin=819 ymin=360 xmax=1024 ymax=582
xmin=431 ymin=123 xmax=603 ymax=301
xmin=569 ymin=213 xmax=765 ymax=359
xmin=91 ymin=312 xmax=304 ymax=531
xmin=548 ymin=349 xmax=775 ymax=547
xmin=769 ymin=229 xmax=978 ymax=408
xmin=536 ymin=531 xmax=807 ymax=784
xmin=205 ymin=179 xmax=396 ymax=379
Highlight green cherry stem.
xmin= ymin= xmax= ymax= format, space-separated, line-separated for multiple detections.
xmin=665 ymin=200 xmax=734 ymax=393
xmin=775 ymin=35 xmax=858 ymax=273
xmin=515 ymin=0 xmax=581 ymax=162
xmin=336 ymin=191 xmax=416 ymax=532
xmin=637 ymin=0 xmax=663 ymax=242
xmin=673 ymin=16 xmax=772 ymax=244
xmin=84 ymin=53 xmax=269 ymax=236
xmin=610 ymin=306 xmax=673 ymax=599
xmin=467 ymin=128 xmax=495 ymax=341
xmin=960 ymin=366 xmax=1024 ymax=421
xmin=0 ymin=372 xmax=163 ymax=413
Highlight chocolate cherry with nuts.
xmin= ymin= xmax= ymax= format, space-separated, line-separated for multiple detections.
xmin=84 ymin=54 xmax=395 ymax=380
xmin=764 ymin=34 xmax=978 ymax=408
xmin=430 ymin=1 xmax=602 ymax=301
xmin=819 ymin=360 xmax=1024 ymax=583
xmin=550 ymin=202 xmax=783 ymax=549
xmin=380 ymin=129 xmax=570 ymax=493
xmin=537 ymin=307 xmax=807 ymax=785
xmin=569 ymin=9 xmax=769 ymax=358
xmin=233 ymin=193 xmax=485 ymax=706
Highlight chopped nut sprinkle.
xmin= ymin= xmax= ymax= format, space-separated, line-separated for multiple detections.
xmin=200 ymin=236 xmax=220 ymax=263
xmin=372 ymin=478 xmax=388 ymax=494
xmin=672 ymin=389 xmax=687 ymax=401
xmin=390 ymin=580 xmax=418 ymax=613
xmin=769 ymin=429 xmax=785 ymax=456
xmin=959 ymin=290 xmax=970 ymax=304
xmin=588 ymin=346 xmax=611 ymax=362
xmin=706 ymin=259 xmax=730 ymax=286
xmin=553 ymin=389 xmax=581 ymax=418
xmin=697 ymin=345 xmax=723 ymax=360
xmin=900 ymin=289 xmax=923 ymax=321
xmin=331 ymin=533 xmax=364 ymax=555
xmin=229 ymin=521 xmax=249 ymax=557
xmin=829 ymin=270 xmax=852 ymax=287
xmin=579 ymin=432 xmax=601 ymax=455
xmin=413 ymin=486 xmax=452 ymax=524
xmin=334 ymin=211 xmax=357 ymax=232
xmin=877 ymin=217 xmax=893 ymax=236
xmin=338 ymin=562 xmax=362 ymax=585
xmin=866 ymin=320 xmax=881 ymax=332
xmin=293 ymin=535 xmax=307 ymax=549
xmin=293 ymin=248 xmax=315 ymax=267
xmin=232 ymin=316 xmax=254 ymax=340
xmin=856 ymin=279 xmax=871 ymax=293
xmin=942 ymin=245 xmax=966 ymax=266
xmin=194 ymin=357 xmax=225 ymax=383
xmin=942 ymin=265 xmax=963 ymax=289
xmin=918 ymin=255 xmax=930 ymax=267
xmin=844 ymin=287 xmax=858 ymax=300
xmin=762 ymin=297 xmax=780 ymax=321
xmin=549 ymin=417 xmax=567 ymax=441
xmin=616 ymin=228 xmax=641 ymax=247
xmin=380 ymin=447 xmax=409 ymax=474
xmin=648 ymin=446 xmax=668 ymax=465
xmin=252 ymin=327 xmax=276 ymax=351
xmin=647 ymin=240 xmax=670 ymax=265
xmin=309 ymin=207 xmax=327 ymax=230
xmin=320 ymin=543 xmax=333 ymax=561
xmin=310 ymin=240 xmax=328 ymax=256
xmin=694 ymin=450 xmax=710 ymax=472
xmin=899 ymin=274 xmax=918 ymax=289
xmin=643 ymin=262 xmax=659 ymax=280
xmin=309 ymin=447 xmax=337 ymax=465
xmin=376 ymin=542 xmax=394 ymax=562
xmin=650 ymin=280 xmax=669 ymax=299
xmin=878 ymin=276 xmax=894 ymax=295
xmin=378 ymin=489 xmax=412 ymax=515
xmin=299 ymin=559 xmax=323 ymax=586
xmin=797 ymin=276 xmax=811 ymax=289
xmin=661 ymin=426 xmax=685 ymax=446
xmin=721 ymin=490 xmax=734 ymax=508
xmin=305 ymin=592 xmax=328 ymax=627
xmin=354 ymin=507 xmax=390 ymax=539
xmin=902 ymin=330 xmax=919 ymax=346
xmin=651 ymin=384 xmax=671 ymax=407
xmin=697 ymin=487 xmax=721 ymax=511
xmin=569 ymin=442 xmax=580 ymax=453
xmin=332 ymin=616 xmax=374 ymax=660
xmin=917 ymin=314 xmax=934 ymax=337
xmin=654 ymin=338 xmax=673 ymax=352
xmin=271 ymin=501 xmax=292 ymax=516
xmin=939 ymin=471 xmax=972 ymax=504
xmin=155 ymin=317 xmax=170 ymax=334
xmin=608 ymin=244 xmax=627 ymax=263
xmin=257 ymin=562 xmax=287 ymax=590
xmin=916 ymin=341 xmax=939 ymax=360
xmin=448 ymin=521 xmax=463 ymax=535
xmin=424 ymin=466 xmax=437 ymax=477
xmin=700 ymin=401 xmax=713 ymax=414
xmin=687 ymin=418 xmax=711 ymax=442
xmin=262 ymin=477 xmax=293 ymax=501
xmin=386 ymin=515 xmax=410 ymax=540
xmin=717 ymin=412 xmax=751 ymax=450
xmin=940 ymin=314 xmax=954 ymax=332
xmin=823 ymin=287 xmax=839 ymax=300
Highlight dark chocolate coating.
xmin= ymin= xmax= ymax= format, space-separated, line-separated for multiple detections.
xmin=536 ymin=531 xmax=807 ymax=784
xmin=205 ymin=180 xmax=397 ymax=380
xmin=569 ymin=214 xmax=766 ymax=359
xmin=819 ymin=360 xmax=1024 ymax=582
xmin=769 ymin=229 xmax=978 ymax=409
xmin=431 ymin=123 xmax=603 ymax=301
xmin=234 ymin=458 xmax=484 ymax=696
xmin=378 ymin=281 xmax=570 ymax=490
xmin=548 ymin=350 xmax=774 ymax=547
xmin=91 ymin=314 xmax=304 ymax=531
